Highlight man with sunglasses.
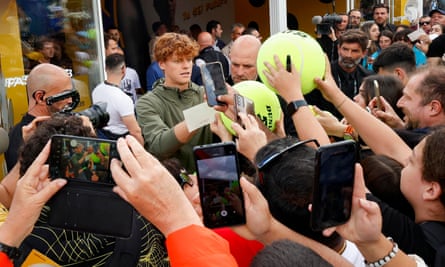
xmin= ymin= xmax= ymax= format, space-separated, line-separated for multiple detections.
xmin=418 ymin=15 xmax=432 ymax=34
xmin=5 ymin=63 xmax=75 ymax=171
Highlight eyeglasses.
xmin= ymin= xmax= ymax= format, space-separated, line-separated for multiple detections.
xmin=256 ymin=139 xmax=320 ymax=170
xmin=420 ymin=21 xmax=431 ymax=26
xmin=178 ymin=169 xmax=194 ymax=188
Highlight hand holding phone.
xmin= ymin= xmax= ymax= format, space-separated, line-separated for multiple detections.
xmin=373 ymin=80 xmax=383 ymax=111
xmin=193 ymin=142 xmax=246 ymax=228
xmin=310 ymin=140 xmax=356 ymax=231
xmin=234 ymin=94 xmax=255 ymax=125
xmin=200 ymin=62 xmax=228 ymax=106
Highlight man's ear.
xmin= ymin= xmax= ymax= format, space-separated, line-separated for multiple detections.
xmin=393 ymin=67 xmax=406 ymax=82
xmin=429 ymin=100 xmax=443 ymax=116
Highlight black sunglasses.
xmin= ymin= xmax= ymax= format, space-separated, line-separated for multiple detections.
xmin=420 ymin=21 xmax=431 ymax=26
xmin=256 ymin=139 xmax=320 ymax=170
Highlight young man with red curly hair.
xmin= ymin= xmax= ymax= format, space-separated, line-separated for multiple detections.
xmin=136 ymin=33 xmax=213 ymax=172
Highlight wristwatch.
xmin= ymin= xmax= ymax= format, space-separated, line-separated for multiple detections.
xmin=287 ymin=100 xmax=308 ymax=116
xmin=0 ymin=242 xmax=21 ymax=260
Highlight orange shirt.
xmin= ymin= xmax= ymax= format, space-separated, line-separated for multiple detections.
xmin=0 ymin=251 xmax=13 ymax=267
xmin=166 ymin=224 xmax=238 ymax=267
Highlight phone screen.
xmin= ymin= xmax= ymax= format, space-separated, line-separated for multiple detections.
xmin=200 ymin=62 xmax=227 ymax=106
xmin=49 ymin=134 xmax=119 ymax=184
xmin=235 ymin=94 xmax=255 ymax=124
xmin=193 ymin=142 xmax=246 ymax=228
xmin=310 ymin=140 xmax=356 ymax=231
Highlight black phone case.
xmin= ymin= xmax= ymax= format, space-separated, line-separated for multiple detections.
xmin=310 ymin=140 xmax=356 ymax=231
xmin=46 ymin=180 xmax=134 ymax=238
xmin=193 ymin=142 xmax=246 ymax=228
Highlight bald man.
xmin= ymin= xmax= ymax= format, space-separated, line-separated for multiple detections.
xmin=5 ymin=63 xmax=74 ymax=171
xmin=228 ymin=34 xmax=261 ymax=85
xmin=195 ymin=31 xmax=230 ymax=79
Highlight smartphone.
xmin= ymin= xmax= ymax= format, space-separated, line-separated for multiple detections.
xmin=200 ymin=62 xmax=228 ymax=106
xmin=193 ymin=142 xmax=246 ymax=228
xmin=373 ymin=80 xmax=383 ymax=111
xmin=310 ymin=140 xmax=356 ymax=231
xmin=49 ymin=134 xmax=120 ymax=185
xmin=234 ymin=94 xmax=255 ymax=125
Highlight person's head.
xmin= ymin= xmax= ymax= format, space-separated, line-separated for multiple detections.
xmin=36 ymin=37 xmax=55 ymax=61
xmin=189 ymin=23 xmax=202 ymax=40
xmin=152 ymin=21 xmax=168 ymax=36
xmin=106 ymin=26 xmax=120 ymax=42
xmin=254 ymin=137 xmax=342 ymax=249
xmin=206 ymin=20 xmax=223 ymax=39
xmin=348 ymin=9 xmax=362 ymax=27
xmin=26 ymin=63 xmax=73 ymax=115
xmin=337 ymin=29 xmax=368 ymax=71
xmin=373 ymin=3 xmax=390 ymax=26
xmin=335 ymin=13 xmax=349 ymax=32
xmin=360 ymin=21 xmax=380 ymax=41
xmin=242 ymin=27 xmax=262 ymax=41
xmin=397 ymin=67 xmax=445 ymax=129
xmin=18 ymin=113 xmax=95 ymax=175
xmin=430 ymin=23 xmax=445 ymax=35
xmin=361 ymin=154 xmax=414 ymax=218
xmin=393 ymin=29 xmax=414 ymax=47
xmin=104 ymin=34 xmax=119 ymax=56
xmin=229 ymin=35 xmax=261 ymax=84
xmin=373 ymin=42 xmax=416 ymax=85
xmin=395 ymin=24 xmax=410 ymax=32
xmin=230 ymin=23 xmax=245 ymax=41
xmin=429 ymin=4 xmax=445 ymax=26
xmin=419 ymin=15 xmax=432 ymax=34
xmin=154 ymin=33 xmax=199 ymax=89
xmin=354 ymin=74 xmax=404 ymax=118
xmin=378 ymin=30 xmax=394 ymax=50
xmin=400 ymin=127 xmax=445 ymax=222
xmin=105 ymin=53 xmax=126 ymax=80
xmin=197 ymin=31 xmax=214 ymax=51
xmin=250 ymin=239 xmax=333 ymax=267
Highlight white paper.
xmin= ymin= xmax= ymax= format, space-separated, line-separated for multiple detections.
xmin=183 ymin=102 xmax=216 ymax=131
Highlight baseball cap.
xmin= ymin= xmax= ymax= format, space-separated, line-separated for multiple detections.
xmin=429 ymin=0 xmax=445 ymax=16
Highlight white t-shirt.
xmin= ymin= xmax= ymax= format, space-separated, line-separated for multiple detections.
xmin=342 ymin=240 xmax=365 ymax=267
xmin=92 ymin=82 xmax=135 ymax=135
xmin=120 ymin=67 xmax=140 ymax=103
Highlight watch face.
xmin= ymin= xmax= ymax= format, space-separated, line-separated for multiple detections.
xmin=287 ymin=100 xmax=308 ymax=116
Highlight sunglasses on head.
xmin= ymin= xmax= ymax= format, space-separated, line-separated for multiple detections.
xmin=256 ymin=139 xmax=320 ymax=185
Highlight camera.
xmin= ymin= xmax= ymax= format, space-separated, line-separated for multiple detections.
xmin=312 ymin=14 xmax=343 ymax=35
xmin=77 ymin=102 xmax=110 ymax=129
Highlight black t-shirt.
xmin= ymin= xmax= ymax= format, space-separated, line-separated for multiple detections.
xmin=427 ymin=34 xmax=445 ymax=58
xmin=5 ymin=113 xmax=35 ymax=171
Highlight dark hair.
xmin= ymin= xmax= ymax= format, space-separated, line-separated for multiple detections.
xmin=361 ymin=155 xmax=414 ymax=218
xmin=35 ymin=36 xmax=54 ymax=51
xmin=348 ymin=8 xmax=361 ymax=16
xmin=242 ymin=27 xmax=259 ymax=35
xmin=393 ymin=29 xmax=413 ymax=43
xmin=105 ymin=53 xmax=125 ymax=72
xmin=422 ymin=127 xmax=445 ymax=206
xmin=379 ymin=30 xmax=394 ymax=43
xmin=360 ymin=21 xmax=379 ymax=54
xmin=19 ymin=114 xmax=95 ymax=175
xmin=206 ymin=20 xmax=220 ymax=33
xmin=254 ymin=137 xmax=342 ymax=248
xmin=372 ymin=42 xmax=416 ymax=73
xmin=416 ymin=67 xmax=445 ymax=110
xmin=373 ymin=3 xmax=389 ymax=13
xmin=152 ymin=21 xmax=166 ymax=34
xmin=338 ymin=29 xmax=369 ymax=52
xmin=360 ymin=74 xmax=404 ymax=118
xmin=251 ymin=239 xmax=333 ymax=267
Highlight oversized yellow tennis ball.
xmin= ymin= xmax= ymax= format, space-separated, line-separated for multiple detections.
xmin=221 ymin=81 xmax=281 ymax=135
xmin=257 ymin=30 xmax=325 ymax=95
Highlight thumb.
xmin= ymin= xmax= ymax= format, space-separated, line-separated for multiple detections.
xmin=358 ymin=198 xmax=381 ymax=215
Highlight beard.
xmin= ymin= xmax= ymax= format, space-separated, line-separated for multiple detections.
xmin=338 ymin=56 xmax=361 ymax=69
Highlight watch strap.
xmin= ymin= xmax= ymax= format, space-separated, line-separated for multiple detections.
xmin=0 ymin=242 xmax=21 ymax=260
xmin=286 ymin=100 xmax=308 ymax=117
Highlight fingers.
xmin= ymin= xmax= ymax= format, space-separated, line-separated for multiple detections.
xmin=22 ymin=141 xmax=51 ymax=183
xmin=36 ymin=178 xmax=67 ymax=202
xmin=353 ymin=164 xmax=367 ymax=200
xmin=240 ymin=177 xmax=266 ymax=208
xmin=358 ymin=198 xmax=380 ymax=215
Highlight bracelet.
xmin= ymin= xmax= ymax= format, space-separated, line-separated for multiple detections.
xmin=343 ymin=125 xmax=355 ymax=140
xmin=364 ymin=237 xmax=399 ymax=267
xmin=335 ymin=97 xmax=347 ymax=109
